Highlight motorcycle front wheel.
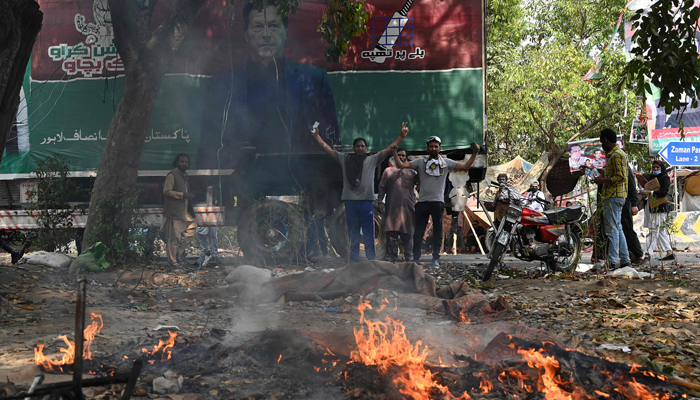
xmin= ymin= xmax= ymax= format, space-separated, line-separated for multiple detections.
xmin=484 ymin=229 xmax=496 ymax=254
xmin=483 ymin=241 xmax=507 ymax=281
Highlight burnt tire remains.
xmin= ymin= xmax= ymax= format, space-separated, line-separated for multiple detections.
xmin=237 ymin=200 xmax=305 ymax=267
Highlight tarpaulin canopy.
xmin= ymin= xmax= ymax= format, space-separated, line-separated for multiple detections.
xmin=478 ymin=153 xmax=549 ymax=202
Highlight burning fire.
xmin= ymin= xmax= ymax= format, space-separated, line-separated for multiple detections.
xmin=350 ymin=300 xmax=470 ymax=400
xmin=34 ymin=313 xmax=103 ymax=373
xmin=349 ymin=301 xmax=676 ymax=400
xmin=141 ymin=330 xmax=177 ymax=364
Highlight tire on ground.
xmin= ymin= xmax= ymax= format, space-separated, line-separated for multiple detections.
xmin=237 ymin=200 xmax=305 ymax=267
xmin=327 ymin=203 xmax=386 ymax=262
xmin=483 ymin=242 xmax=506 ymax=282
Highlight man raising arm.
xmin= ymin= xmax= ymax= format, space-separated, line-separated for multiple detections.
xmin=392 ymin=141 xmax=480 ymax=171
xmin=392 ymin=137 xmax=480 ymax=267
xmin=310 ymin=122 xmax=409 ymax=262
xmin=311 ymin=122 xmax=409 ymax=161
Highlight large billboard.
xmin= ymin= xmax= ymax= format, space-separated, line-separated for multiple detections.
xmin=1 ymin=0 xmax=485 ymax=174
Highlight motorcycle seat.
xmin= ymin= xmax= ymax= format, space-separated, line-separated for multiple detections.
xmin=543 ymin=205 xmax=583 ymax=224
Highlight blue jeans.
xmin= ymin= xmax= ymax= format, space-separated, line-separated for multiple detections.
xmin=345 ymin=200 xmax=375 ymax=262
xmin=603 ymin=197 xmax=630 ymax=264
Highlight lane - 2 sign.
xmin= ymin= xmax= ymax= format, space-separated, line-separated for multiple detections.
xmin=659 ymin=141 xmax=700 ymax=166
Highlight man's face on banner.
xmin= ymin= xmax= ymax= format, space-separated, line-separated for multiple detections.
xmin=246 ymin=6 xmax=288 ymax=66
xmin=570 ymin=145 xmax=582 ymax=162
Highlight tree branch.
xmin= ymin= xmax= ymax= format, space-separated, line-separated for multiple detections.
xmin=527 ymin=105 xmax=550 ymax=138
xmin=575 ymin=109 xmax=620 ymax=137
xmin=145 ymin=0 xmax=159 ymax=28
xmin=108 ymin=0 xmax=152 ymax=62
xmin=152 ymin=0 xmax=207 ymax=56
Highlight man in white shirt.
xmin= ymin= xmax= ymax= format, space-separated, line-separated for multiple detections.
xmin=392 ymin=136 xmax=480 ymax=268
xmin=524 ymin=180 xmax=549 ymax=213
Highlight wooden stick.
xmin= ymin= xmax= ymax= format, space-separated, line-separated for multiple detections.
xmin=669 ymin=377 xmax=700 ymax=392
xmin=464 ymin=212 xmax=485 ymax=255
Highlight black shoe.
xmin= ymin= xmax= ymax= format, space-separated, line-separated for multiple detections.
xmin=10 ymin=250 xmax=22 ymax=265
xmin=661 ymin=253 xmax=675 ymax=261
xmin=619 ymin=261 xmax=632 ymax=269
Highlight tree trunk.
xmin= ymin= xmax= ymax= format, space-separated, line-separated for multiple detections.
xmin=82 ymin=63 xmax=163 ymax=248
xmin=82 ymin=0 xmax=206 ymax=251
xmin=0 ymin=0 xmax=42 ymax=163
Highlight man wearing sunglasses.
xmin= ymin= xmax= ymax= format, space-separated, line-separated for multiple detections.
xmin=393 ymin=137 xmax=480 ymax=268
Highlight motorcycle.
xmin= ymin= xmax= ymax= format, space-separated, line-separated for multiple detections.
xmin=483 ymin=182 xmax=584 ymax=281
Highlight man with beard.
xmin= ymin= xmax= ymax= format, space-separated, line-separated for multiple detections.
xmin=377 ymin=148 xmax=418 ymax=262
xmin=393 ymin=136 xmax=480 ymax=268
xmin=312 ymin=123 xmax=409 ymax=262
xmin=592 ymin=128 xmax=631 ymax=269
xmin=162 ymin=154 xmax=198 ymax=268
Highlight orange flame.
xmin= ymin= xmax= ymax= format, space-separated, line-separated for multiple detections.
xmin=141 ymin=330 xmax=177 ymax=361
xmin=350 ymin=300 xmax=468 ymax=400
xmin=479 ymin=375 xmax=493 ymax=393
xmin=34 ymin=314 xmax=103 ymax=373
xmin=517 ymin=347 xmax=594 ymax=400
xmin=614 ymin=378 xmax=671 ymax=400
xmin=351 ymin=300 xmax=672 ymax=400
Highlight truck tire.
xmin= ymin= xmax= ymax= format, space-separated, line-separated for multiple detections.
xmin=237 ymin=200 xmax=305 ymax=267
xmin=327 ymin=203 xmax=386 ymax=262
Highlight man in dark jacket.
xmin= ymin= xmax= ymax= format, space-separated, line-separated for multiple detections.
xmin=622 ymin=167 xmax=644 ymax=265
xmin=196 ymin=2 xmax=340 ymax=169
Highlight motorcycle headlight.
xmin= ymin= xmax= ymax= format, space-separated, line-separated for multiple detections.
xmin=505 ymin=205 xmax=522 ymax=219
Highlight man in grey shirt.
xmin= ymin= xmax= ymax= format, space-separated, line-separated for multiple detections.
xmin=393 ymin=137 xmax=480 ymax=268
xmin=312 ymin=123 xmax=409 ymax=262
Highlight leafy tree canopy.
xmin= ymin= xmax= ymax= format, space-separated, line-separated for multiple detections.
xmin=487 ymin=0 xmax=650 ymax=166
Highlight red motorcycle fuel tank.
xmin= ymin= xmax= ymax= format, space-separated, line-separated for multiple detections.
xmin=538 ymin=224 xmax=567 ymax=242
xmin=520 ymin=208 xmax=549 ymax=226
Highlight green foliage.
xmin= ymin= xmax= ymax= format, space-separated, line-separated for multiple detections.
xmin=26 ymin=155 xmax=86 ymax=252
xmin=231 ymin=0 xmax=370 ymax=62
xmin=620 ymin=0 xmax=700 ymax=117
xmin=487 ymin=0 xmax=635 ymax=165
xmin=318 ymin=0 xmax=371 ymax=61
xmin=86 ymin=188 xmax=155 ymax=264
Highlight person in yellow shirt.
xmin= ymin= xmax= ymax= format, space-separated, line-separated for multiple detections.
xmin=592 ymin=129 xmax=630 ymax=269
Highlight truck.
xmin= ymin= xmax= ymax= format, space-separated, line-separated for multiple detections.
xmin=1 ymin=0 xmax=488 ymax=264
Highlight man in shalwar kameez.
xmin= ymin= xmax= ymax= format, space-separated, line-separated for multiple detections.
xmin=378 ymin=148 xmax=418 ymax=262
xmin=162 ymin=154 xmax=198 ymax=267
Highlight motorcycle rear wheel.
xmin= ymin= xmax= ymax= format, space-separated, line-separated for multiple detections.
xmin=554 ymin=231 xmax=581 ymax=273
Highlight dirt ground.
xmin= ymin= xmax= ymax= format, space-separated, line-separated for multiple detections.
xmin=0 ymin=251 xmax=698 ymax=399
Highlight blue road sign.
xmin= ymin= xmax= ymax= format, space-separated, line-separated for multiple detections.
xmin=659 ymin=141 xmax=700 ymax=166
